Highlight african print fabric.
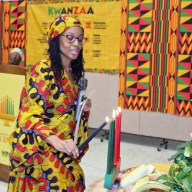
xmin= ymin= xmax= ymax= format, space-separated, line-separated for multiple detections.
xmin=8 ymin=57 xmax=89 ymax=192
xmin=118 ymin=0 xmax=192 ymax=117
xmin=1 ymin=0 xmax=192 ymax=116
xmin=0 ymin=0 xmax=27 ymax=66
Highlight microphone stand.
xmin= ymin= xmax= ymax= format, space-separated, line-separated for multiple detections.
xmin=74 ymin=77 xmax=88 ymax=144
xmin=75 ymin=77 xmax=88 ymax=122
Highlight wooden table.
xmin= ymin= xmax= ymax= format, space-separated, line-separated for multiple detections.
xmin=85 ymin=163 xmax=171 ymax=192
xmin=0 ymin=164 xmax=9 ymax=182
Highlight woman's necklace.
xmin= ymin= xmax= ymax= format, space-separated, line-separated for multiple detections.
xmin=64 ymin=66 xmax=71 ymax=72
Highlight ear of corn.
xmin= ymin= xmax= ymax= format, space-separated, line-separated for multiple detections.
xmin=131 ymin=180 xmax=171 ymax=192
xmin=134 ymin=176 xmax=149 ymax=185
xmin=146 ymin=164 xmax=156 ymax=175
xmin=120 ymin=165 xmax=150 ymax=188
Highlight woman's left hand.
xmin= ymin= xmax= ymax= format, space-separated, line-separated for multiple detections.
xmin=83 ymin=98 xmax=91 ymax=112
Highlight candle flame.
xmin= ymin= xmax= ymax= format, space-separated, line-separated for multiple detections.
xmin=105 ymin=116 xmax=110 ymax=123
xmin=118 ymin=107 xmax=121 ymax=113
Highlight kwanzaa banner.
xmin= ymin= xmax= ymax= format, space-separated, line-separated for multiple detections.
xmin=26 ymin=2 xmax=121 ymax=73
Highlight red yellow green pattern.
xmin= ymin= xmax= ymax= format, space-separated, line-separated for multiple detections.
xmin=118 ymin=0 xmax=192 ymax=117
xmin=124 ymin=0 xmax=152 ymax=111
xmin=176 ymin=0 xmax=192 ymax=116
xmin=8 ymin=57 xmax=89 ymax=192
xmin=1 ymin=0 xmax=192 ymax=117
xmin=47 ymin=15 xmax=83 ymax=42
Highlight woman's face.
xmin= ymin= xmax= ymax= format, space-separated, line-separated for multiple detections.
xmin=59 ymin=26 xmax=84 ymax=64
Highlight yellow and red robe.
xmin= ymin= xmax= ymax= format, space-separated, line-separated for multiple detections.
xmin=8 ymin=58 xmax=89 ymax=192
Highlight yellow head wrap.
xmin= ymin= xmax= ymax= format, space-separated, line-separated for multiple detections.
xmin=47 ymin=15 xmax=83 ymax=42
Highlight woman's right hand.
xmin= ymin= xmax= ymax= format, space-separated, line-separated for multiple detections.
xmin=45 ymin=135 xmax=79 ymax=158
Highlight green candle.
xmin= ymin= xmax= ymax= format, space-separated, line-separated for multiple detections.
xmin=107 ymin=119 xmax=113 ymax=174
xmin=106 ymin=110 xmax=116 ymax=174
xmin=111 ymin=110 xmax=116 ymax=170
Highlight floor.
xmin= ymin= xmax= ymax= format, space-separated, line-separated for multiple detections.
xmin=0 ymin=131 xmax=183 ymax=192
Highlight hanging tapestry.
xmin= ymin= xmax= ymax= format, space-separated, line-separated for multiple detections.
xmin=0 ymin=0 xmax=27 ymax=66
xmin=1 ymin=0 xmax=192 ymax=116
xmin=118 ymin=0 xmax=192 ymax=116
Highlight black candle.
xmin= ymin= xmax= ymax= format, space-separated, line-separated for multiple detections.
xmin=78 ymin=117 xmax=109 ymax=152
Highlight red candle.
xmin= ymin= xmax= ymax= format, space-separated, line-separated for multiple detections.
xmin=114 ymin=109 xmax=120 ymax=165
xmin=118 ymin=107 xmax=122 ymax=160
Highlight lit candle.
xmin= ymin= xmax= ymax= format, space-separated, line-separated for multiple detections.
xmin=118 ymin=107 xmax=122 ymax=160
xmin=106 ymin=110 xmax=116 ymax=174
xmin=114 ymin=109 xmax=119 ymax=165
xmin=107 ymin=118 xmax=113 ymax=174
xmin=111 ymin=110 xmax=115 ymax=170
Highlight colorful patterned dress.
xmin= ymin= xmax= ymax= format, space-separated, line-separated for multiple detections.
xmin=8 ymin=58 xmax=89 ymax=192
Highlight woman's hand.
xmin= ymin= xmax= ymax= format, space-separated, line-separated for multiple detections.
xmin=83 ymin=98 xmax=92 ymax=112
xmin=46 ymin=135 xmax=79 ymax=158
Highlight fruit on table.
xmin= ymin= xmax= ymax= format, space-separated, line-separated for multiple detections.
xmin=130 ymin=181 xmax=170 ymax=192
xmin=120 ymin=164 xmax=155 ymax=188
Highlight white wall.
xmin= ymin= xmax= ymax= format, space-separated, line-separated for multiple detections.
xmin=85 ymin=72 xmax=119 ymax=130
xmin=85 ymin=72 xmax=192 ymax=142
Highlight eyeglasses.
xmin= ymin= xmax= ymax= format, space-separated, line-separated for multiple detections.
xmin=61 ymin=34 xmax=87 ymax=45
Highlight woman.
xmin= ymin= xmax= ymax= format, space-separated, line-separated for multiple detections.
xmin=8 ymin=15 xmax=91 ymax=192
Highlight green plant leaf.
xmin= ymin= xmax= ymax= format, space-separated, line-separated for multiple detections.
xmin=182 ymin=177 xmax=192 ymax=192
xmin=167 ymin=141 xmax=192 ymax=192
xmin=178 ymin=160 xmax=187 ymax=169
xmin=156 ymin=174 xmax=169 ymax=184
xmin=184 ymin=143 xmax=192 ymax=158
xmin=176 ymin=167 xmax=191 ymax=180
xmin=169 ymin=165 xmax=176 ymax=177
